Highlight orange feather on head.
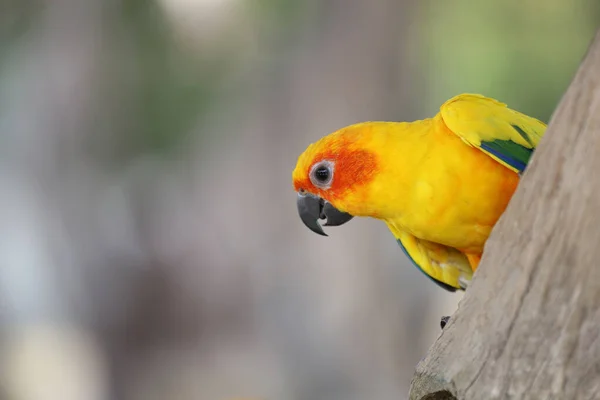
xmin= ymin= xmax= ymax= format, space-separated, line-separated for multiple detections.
xmin=292 ymin=127 xmax=379 ymax=209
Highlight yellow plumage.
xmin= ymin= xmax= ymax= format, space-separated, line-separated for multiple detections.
xmin=293 ymin=94 xmax=546 ymax=290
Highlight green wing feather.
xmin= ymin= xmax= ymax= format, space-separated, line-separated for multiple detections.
xmin=440 ymin=93 xmax=547 ymax=173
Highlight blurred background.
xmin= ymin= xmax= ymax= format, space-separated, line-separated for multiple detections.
xmin=0 ymin=1 xmax=597 ymax=399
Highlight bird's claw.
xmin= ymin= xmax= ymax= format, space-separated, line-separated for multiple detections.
xmin=440 ymin=316 xmax=450 ymax=329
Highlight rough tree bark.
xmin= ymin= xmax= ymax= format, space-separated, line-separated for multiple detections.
xmin=409 ymin=28 xmax=600 ymax=400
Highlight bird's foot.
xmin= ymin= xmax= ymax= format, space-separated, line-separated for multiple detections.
xmin=440 ymin=316 xmax=450 ymax=329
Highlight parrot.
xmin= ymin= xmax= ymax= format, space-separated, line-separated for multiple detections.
xmin=292 ymin=93 xmax=546 ymax=307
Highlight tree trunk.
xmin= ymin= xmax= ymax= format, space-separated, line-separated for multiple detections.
xmin=409 ymin=28 xmax=600 ymax=400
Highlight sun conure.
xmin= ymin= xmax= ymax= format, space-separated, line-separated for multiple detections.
xmin=292 ymin=93 xmax=546 ymax=291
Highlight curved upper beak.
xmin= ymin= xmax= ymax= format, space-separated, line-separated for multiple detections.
xmin=296 ymin=192 xmax=354 ymax=236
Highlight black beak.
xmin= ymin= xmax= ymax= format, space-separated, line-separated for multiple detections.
xmin=296 ymin=192 xmax=354 ymax=236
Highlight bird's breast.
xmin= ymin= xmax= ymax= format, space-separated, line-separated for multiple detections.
xmin=386 ymin=126 xmax=519 ymax=252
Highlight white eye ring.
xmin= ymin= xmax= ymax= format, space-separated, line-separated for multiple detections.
xmin=309 ymin=160 xmax=334 ymax=189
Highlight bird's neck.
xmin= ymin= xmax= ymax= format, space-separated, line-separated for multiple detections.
xmin=335 ymin=119 xmax=436 ymax=219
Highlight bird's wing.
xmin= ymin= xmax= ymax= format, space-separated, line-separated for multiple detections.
xmin=394 ymin=230 xmax=473 ymax=291
xmin=440 ymin=93 xmax=547 ymax=173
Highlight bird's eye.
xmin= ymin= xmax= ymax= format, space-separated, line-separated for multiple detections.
xmin=310 ymin=161 xmax=334 ymax=189
xmin=315 ymin=166 xmax=329 ymax=182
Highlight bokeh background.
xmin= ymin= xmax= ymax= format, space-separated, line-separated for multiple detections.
xmin=0 ymin=1 xmax=598 ymax=399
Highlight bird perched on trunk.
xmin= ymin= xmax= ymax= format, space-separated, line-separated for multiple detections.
xmin=292 ymin=93 xmax=546 ymax=293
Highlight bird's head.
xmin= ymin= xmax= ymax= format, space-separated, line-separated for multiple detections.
xmin=292 ymin=123 xmax=382 ymax=236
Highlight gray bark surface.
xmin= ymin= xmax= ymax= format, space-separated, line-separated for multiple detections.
xmin=409 ymin=28 xmax=600 ymax=400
